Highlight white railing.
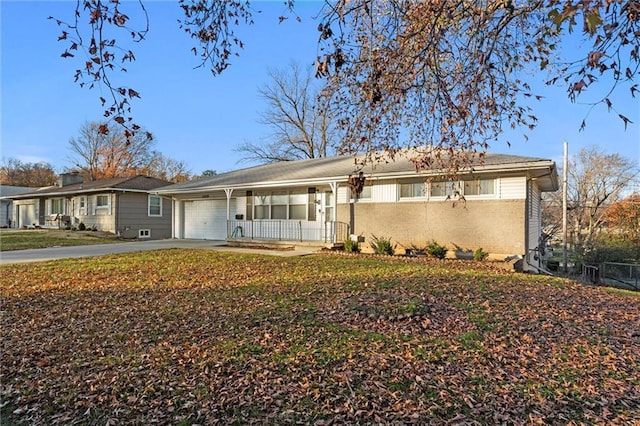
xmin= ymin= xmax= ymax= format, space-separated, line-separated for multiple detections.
xmin=227 ymin=219 xmax=349 ymax=244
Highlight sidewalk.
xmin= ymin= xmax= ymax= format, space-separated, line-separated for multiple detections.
xmin=0 ymin=240 xmax=321 ymax=265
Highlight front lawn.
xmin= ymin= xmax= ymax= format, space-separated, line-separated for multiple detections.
xmin=1 ymin=251 xmax=639 ymax=424
xmin=0 ymin=229 xmax=123 ymax=251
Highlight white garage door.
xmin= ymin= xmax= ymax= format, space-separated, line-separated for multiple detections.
xmin=183 ymin=199 xmax=229 ymax=240
xmin=18 ymin=203 xmax=37 ymax=228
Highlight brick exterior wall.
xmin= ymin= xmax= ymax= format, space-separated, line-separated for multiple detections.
xmin=337 ymin=199 xmax=526 ymax=258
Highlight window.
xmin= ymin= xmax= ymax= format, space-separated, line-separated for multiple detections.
xmin=253 ymin=190 xmax=314 ymax=220
xmin=254 ymin=194 xmax=270 ymax=219
xmin=271 ymin=191 xmax=288 ymax=219
xmin=400 ymin=181 xmax=425 ymax=199
xmin=79 ymin=196 xmax=86 ymax=215
xmin=325 ymin=191 xmax=334 ymax=222
xmin=50 ymin=198 xmax=64 ymax=215
xmin=463 ymin=179 xmax=495 ymax=196
xmin=351 ymin=185 xmax=372 ymax=200
xmin=139 ymin=229 xmax=151 ymax=238
xmin=430 ymin=179 xmax=496 ymax=197
xmin=148 ymin=195 xmax=162 ymax=216
xmin=289 ymin=191 xmax=307 ymax=220
xmin=96 ymin=195 xmax=109 ymax=208
xmin=430 ymin=181 xmax=457 ymax=198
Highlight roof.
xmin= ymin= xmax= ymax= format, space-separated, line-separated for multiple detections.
xmin=0 ymin=185 xmax=38 ymax=197
xmin=6 ymin=175 xmax=172 ymax=200
xmin=158 ymin=150 xmax=559 ymax=194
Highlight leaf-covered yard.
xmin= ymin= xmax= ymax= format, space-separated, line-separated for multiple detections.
xmin=0 ymin=229 xmax=122 ymax=251
xmin=2 ymin=250 xmax=639 ymax=425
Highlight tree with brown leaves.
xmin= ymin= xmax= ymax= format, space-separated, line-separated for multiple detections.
xmin=604 ymin=192 xmax=640 ymax=242
xmin=0 ymin=159 xmax=58 ymax=187
xmin=67 ymin=121 xmax=191 ymax=182
xmin=52 ymin=1 xmax=639 ymax=170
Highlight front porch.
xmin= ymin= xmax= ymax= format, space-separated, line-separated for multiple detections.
xmin=227 ymin=219 xmax=349 ymax=246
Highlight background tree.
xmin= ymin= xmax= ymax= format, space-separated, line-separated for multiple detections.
xmin=235 ymin=62 xmax=337 ymax=164
xmin=545 ymin=146 xmax=639 ymax=251
xmin=68 ymin=121 xmax=154 ymax=181
xmin=67 ymin=121 xmax=190 ymax=182
xmin=604 ymin=193 xmax=640 ymax=242
xmin=51 ymin=1 xmax=638 ymax=170
xmin=141 ymin=151 xmax=192 ymax=183
xmin=0 ymin=158 xmax=57 ymax=187
xmin=199 ymin=169 xmax=217 ymax=179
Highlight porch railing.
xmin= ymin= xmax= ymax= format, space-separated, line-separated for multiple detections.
xmin=227 ymin=219 xmax=349 ymax=244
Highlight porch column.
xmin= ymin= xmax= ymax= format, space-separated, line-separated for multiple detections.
xmin=329 ymin=181 xmax=338 ymax=222
xmin=224 ymin=189 xmax=234 ymax=219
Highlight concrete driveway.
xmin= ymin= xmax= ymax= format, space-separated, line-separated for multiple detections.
xmin=0 ymin=239 xmax=321 ymax=265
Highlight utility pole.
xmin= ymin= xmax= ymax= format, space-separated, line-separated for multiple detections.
xmin=562 ymin=141 xmax=568 ymax=273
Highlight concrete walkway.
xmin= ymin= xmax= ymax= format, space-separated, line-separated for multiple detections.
xmin=0 ymin=240 xmax=321 ymax=265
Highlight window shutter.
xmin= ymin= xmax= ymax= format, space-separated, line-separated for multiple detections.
xmin=92 ymin=196 xmax=96 ymax=215
xmin=245 ymin=191 xmax=253 ymax=220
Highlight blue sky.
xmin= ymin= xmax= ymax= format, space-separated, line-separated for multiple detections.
xmin=1 ymin=1 xmax=639 ymax=176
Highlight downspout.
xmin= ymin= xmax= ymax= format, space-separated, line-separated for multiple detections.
xmin=171 ymin=197 xmax=176 ymax=239
xmin=115 ymin=192 xmax=120 ymax=236
xmin=524 ymin=178 xmax=531 ymax=272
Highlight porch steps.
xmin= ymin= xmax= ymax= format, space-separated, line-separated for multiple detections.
xmin=227 ymin=239 xmax=331 ymax=252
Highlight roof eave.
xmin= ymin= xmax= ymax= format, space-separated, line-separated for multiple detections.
xmin=6 ymin=187 xmax=156 ymax=199
xmin=158 ymin=159 xmax=558 ymax=195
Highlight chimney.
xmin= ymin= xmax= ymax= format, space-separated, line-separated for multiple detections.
xmin=58 ymin=172 xmax=84 ymax=187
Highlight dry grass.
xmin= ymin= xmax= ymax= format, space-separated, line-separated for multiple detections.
xmin=2 ymin=250 xmax=639 ymax=424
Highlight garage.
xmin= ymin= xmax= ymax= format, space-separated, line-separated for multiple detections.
xmin=17 ymin=203 xmax=37 ymax=228
xmin=183 ymin=199 xmax=230 ymax=240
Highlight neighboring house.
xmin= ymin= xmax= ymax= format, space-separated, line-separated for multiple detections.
xmin=8 ymin=173 xmax=173 ymax=239
xmin=157 ymin=149 xmax=559 ymax=272
xmin=0 ymin=185 xmax=36 ymax=228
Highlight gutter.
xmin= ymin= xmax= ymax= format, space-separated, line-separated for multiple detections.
xmin=8 ymin=187 xmax=160 ymax=200
xmin=156 ymin=160 xmax=558 ymax=196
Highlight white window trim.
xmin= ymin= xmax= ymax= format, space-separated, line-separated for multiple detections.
xmin=349 ymin=185 xmax=372 ymax=202
xmin=79 ymin=196 xmax=87 ymax=216
xmin=96 ymin=194 xmax=110 ymax=208
xmin=398 ymin=181 xmax=426 ymax=200
xmin=428 ymin=179 xmax=497 ymax=200
xmin=462 ymin=178 xmax=497 ymax=199
xmin=94 ymin=194 xmax=112 ymax=215
xmin=428 ymin=181 xmax=460 ymax=200
xmin=148 ymin=195 xmax=162 ymax=217
xmin=139 ymin=229 xmax=151 ymax=238
xmin=253 ymin=190 xmax=311 ymax=220
xmin=48 ymin=197 xmax=66 ymax=215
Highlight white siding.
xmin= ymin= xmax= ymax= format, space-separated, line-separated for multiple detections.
xmin=337 ymin=186 xmax=350 ymax=204
xmin=528 ymin=181 xmax=542 ymax=252
xmin=234 ymin=196 xmax=246 ymax=218
xmin=499 ymin=176 xmax=527 ymax=199
xmin=373 ymin=181 xmax=397 ymax=202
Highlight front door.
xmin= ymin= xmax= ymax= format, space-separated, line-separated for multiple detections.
xmin=321 ymin=191 xmax=336 ymax=242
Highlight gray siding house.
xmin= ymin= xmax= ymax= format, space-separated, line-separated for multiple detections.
xmin=8 ymin=174 xmax=173 ymax=239
xmin=0 ymin=185 xmax=36 ymax=227
xmin=157 ymin=150 xmax=559 ymax=272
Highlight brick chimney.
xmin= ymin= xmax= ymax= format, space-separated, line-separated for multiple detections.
xmin=58 ymin=172 xmax=84 ymax=187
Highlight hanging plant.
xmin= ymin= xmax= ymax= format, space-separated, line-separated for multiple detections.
xmin=348 ymin=171 xmax=367 ymax=195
